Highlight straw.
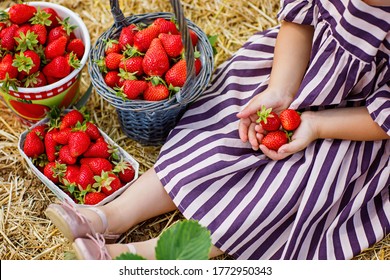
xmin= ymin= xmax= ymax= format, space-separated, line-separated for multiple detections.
xmin=0 ymin=0 xmax=388 ymax=260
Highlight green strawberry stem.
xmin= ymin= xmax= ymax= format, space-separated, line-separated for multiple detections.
xmin=29 ymin=7 xmax=52 ymax=26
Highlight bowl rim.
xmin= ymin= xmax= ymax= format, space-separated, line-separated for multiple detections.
xmin=1 ymin=1 xmax=91 ymax=94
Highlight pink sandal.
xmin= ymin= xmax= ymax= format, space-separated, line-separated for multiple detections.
xmin=72 ymin=233 xmax=137 ymax=260
xmin=45 ymin=201 xmax=120 ymax=243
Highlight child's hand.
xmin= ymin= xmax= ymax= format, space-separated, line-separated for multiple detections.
xmin=257 ymin=111 xmax=318 ymax=160
xmin=236 ymin=88 xmax=293 ymax=150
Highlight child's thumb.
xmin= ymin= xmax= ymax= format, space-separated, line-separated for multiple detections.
xmin=236 ymin=102 xmax=259 ymax=118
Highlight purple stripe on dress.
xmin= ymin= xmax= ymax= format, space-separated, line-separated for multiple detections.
xmin=339 ymin=18 xmax=382 ymax=49
xmin=332 ymin=32 xmax=372 ymax=62
xmin=188 ymin=162 xmax=270 ymax=224
xmin=296 ymin=40 xmax=341 ymax=108
xmin=283 ymin=141 xmax=342 ymax=258
xmin=374 ymin=190 xmax=390 ymax=233
xmin=347 ymin=1 xmax=390 ymax=32
xmin=158 ymin=126 xmax=240 ymax=173
xmin=270 ymin=243 xmax=286 ymax=260
xmin=323 ymin=56 xmax=355 ymax=104
xmin=249 ymin=215 xmax=297 ymax=260
xmin=245 ymin=44 xmax=275 ymax=53
xmin=280 ymin=0 xmax=315 ymax=25
xmin=178 ymin=149 xmax=268 ymax=210
xmin=216 ymin=153 xmax=307 ymax=251
xmin=292 ymin=170 xmax=341 ymax=259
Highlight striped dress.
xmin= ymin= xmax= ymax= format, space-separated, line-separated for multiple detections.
xmin=154 ymin=0 xmax=390 ymax=260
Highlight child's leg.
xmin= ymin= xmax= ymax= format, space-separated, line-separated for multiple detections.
xmin=105 ymin=238 xmax=225 ymax=260
xmin=78 ymin=168 xmax=177 ymax=234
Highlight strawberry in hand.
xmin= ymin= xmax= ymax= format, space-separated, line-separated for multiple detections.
xmin=279 ymin=109 xmax=301 ymax=131
xmin=256 ymin=106 xmax=281 ymax=132
xmin=260 ymin=130 xmax=288 ymax=151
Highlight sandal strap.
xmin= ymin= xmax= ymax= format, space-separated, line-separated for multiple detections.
xmin=87 ymin=207 xmax=109 ymax=234
xmin=126 ymin=244 xmax=137 ymax=254
xmin=86 ymin=233 xmax=111 ymax=260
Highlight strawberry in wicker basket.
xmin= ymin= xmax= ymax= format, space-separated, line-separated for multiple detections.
xmin=88 ymin=0 xmax=214 ymax=145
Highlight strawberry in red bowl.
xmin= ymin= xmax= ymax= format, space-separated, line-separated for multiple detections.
xmin=0 ymin=2 xmax=91 ymax=125
xmin=18 ymin=108 xmax=139 ymax=206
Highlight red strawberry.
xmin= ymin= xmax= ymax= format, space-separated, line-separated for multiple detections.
xmin=118 ymin=24 xmax=137 ymax=50
xmin=47 ymin=26 xmax=68 ymax=43
xmin=60 ymin=109 xmax=84 ymax=130
xmin=133 ymin=24 xmax=160 ymax=52
xmin=144 ymin=82 xmax=169 ymax=101
xmin=77 ymin=164 xmax=95 ymax=190
xmin=58 ymin=145 xmax=78 ymax=165
xmin=62 ymin=165 xmax=80 ymax=185
xmin=43 ymin=161 xmax=62 ymax=184
xmin=45 ymin=75 xmax=61 ymax=85
xmin=0 ymin=54 xmax=18 ymax=80
xmin=104 ymin=71 xmax=120 ymax=88
xmin=153 ymin=18 xmax=179 ymax=35
xmin=142 ymin=38 xmax=170 ymax=77
xmin=80 ymin=158 xmax=113 ymax=175
xmin=114 ymin=160 xmax=135 ymax=184
xmin=84 ymin=192 xmax=107 ymax=205
xmin=261 ymin=130 xmax=288 ymax=151
xmin=119 ymin=56 xmax=144 ymax=76
xmin=256 ymin=106 xmax=281 ymax=132
xmin=42 ymin=56 xmax=70 ymax=79
xmin=67 ymin=38 xmax=85 ymax=60
xmin=53 ymin=127 xmax=72 ymax=144
xmin=159 ymin=33 xmax=183 ymax=58
xmin=117 ymin=79 xmax=148 ymax=100
xmin=279 ymin=109 xmax=301 ymax=131
xmin=195 ymin=58 xmax=202 ymax=75
xmin=24 ymin=71 xmax=47 ymax=88
xmin=31 ymin=124 xmax=48 ymax=139
xmin=13 ymin=50 xmax=41 ymax=76
xmin=45 ymin=36 xmax=67 ymax=60
xmin=14 ymin=24 xmax=33 ymax=39
xmin=164 ymin=59 xmax=187 ymax=88
xmin=189 ymin=29 xmax=198 ymax=47
xmin=23 ymin=130 xmax=45 ymax=158
xmin=47 ymin=18 xmax=76 ymax=43
xmin=85 ymin=122 xmax=101 ymax=140
xmin=42 ymin=8 xmax=61 ymax=29
xmin=8 ymin=4 xmax=37 ymax=25
xmin=0 ymin=25 xmax=19 ymax=51
xmin=68 ymin=131 xmax=91 ymax=157
xmin=31 ymin=24 xmax=48 ymax=45
xmin=95 ymin=172 xmax=123 ymax=196
xmin=104 ymin=39 xmax=120 ymax=55
xmin=83 ymin=140 xmax=111 ymax=158
xmin=44 ymin=128 xmax=59 ymax=162
xmin=105 ymin=52 xmax=124 ymax=71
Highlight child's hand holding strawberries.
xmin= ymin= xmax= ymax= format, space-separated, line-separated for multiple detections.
xmin=236 ymin=87 xmax=295 ymax=150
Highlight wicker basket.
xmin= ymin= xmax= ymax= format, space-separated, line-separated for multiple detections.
xmin=88 ymin=0 xmax=214 ymax=145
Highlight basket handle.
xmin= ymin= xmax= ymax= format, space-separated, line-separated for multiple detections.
xmin=109 ymin=0 xmax=196 ymax=105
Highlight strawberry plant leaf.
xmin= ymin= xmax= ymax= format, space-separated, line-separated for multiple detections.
xmin=116 ymin=252 xmax=146 ymax=260
xmin=155 ymin=220 xmax=212 ymax=260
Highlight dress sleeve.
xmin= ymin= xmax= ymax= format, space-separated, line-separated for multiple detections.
xmin=366 ymin=64 xmax=390 ymax=136
xmin=277 ymin=0 xmax=316 ymax=26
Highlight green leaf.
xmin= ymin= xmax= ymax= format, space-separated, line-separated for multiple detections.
xmin=155 ymin=220 xmax=212 ymax=260
xmin=115 ymin=252 xmax=146 ymax=260
xmin=207 ymin=35 xmax=218 ymax=56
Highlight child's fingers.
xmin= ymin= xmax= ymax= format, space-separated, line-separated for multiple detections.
xmin=238 ymin=118 xmax=251 ymax=142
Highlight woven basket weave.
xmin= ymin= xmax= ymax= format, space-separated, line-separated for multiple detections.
xmin=88 ymin=0 xmax=214 ymax=145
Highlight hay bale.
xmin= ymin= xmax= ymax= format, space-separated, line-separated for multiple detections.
xmin=0 ymin=0 xmax=388 ymax=260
